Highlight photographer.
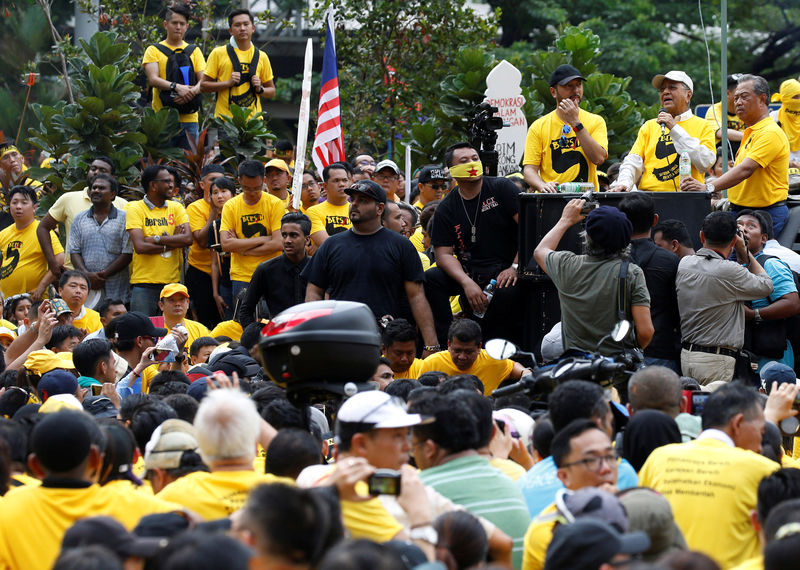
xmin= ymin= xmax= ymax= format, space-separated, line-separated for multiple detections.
xmin=677 ymin=211 xmax=773 ymax=385
xmin=424 ymin=142 xmax=524 ymax=347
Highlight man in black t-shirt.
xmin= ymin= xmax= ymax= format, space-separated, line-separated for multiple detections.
xmin=302 ymin=180 xmax=440 ymax=357
xmin=619 ymin=193 xmax=681 ymax=372
xmin=425 ymin=142 xmax=523 ymax=347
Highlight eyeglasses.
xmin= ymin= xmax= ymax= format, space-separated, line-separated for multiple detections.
xmin=425 ymin=183 xmax=448 ymax=190
xmin=373 ymin=173 xmax=397 ymax=181
xmin=357 ymin=159 xmax=376 ymax=166
xmin=301 ymin=182 xmax=318 ymax=190
xmin=561 ymin=450 xmax=619 ymax=472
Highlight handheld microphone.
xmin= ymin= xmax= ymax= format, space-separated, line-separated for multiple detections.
xmin=659 ymin=108 xmax=667 ymax=135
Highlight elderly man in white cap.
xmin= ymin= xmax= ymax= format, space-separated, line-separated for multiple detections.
xmin=611 ymin=70 xmax=716 ymax=193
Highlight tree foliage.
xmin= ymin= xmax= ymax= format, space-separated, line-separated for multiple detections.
xmin=310 ymin=0 xmax=498 ymax=162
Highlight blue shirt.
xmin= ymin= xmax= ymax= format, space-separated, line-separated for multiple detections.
xmin=516 ymin=455 xmax=639 ymax=517
xmin=116 ymin=372 xmax=142 ymax=398
xmin=753 ymin=253 xmax=797 ymax=370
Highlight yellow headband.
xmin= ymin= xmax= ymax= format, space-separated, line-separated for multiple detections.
xmin=0 ymin=146 xmax=19 ymax=160
xmin=449 ymin=161 xmax=484 ymax=179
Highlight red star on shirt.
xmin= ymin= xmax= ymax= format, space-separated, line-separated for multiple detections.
xmin=468 ymin=167 xmax=478 ymax=176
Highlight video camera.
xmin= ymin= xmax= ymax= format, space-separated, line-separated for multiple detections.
xmin=466 ymin=102 xmax=507 ymax=177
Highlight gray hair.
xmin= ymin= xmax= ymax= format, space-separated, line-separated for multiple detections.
xmin=738 ymin=74 xmax=770 ymax=100
xmin=194 ymin=389 xmax=260 ymax=464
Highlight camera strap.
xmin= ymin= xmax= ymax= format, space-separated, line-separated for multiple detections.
xmin=617 ymin=259 xmax=630 ymax=322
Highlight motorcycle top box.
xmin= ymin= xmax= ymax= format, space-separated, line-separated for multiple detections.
xmin=259 ymin=300 xmax=381 ymax=392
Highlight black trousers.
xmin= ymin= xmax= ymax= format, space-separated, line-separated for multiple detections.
xmin=424 ymin=266 xmax=524 ymax=349
xmin=185 ymin=265 xmax=220 ymax=328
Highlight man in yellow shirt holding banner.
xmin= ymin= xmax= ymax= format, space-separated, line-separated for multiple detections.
xmin=682 ymin=74 xmax=791 ymax=235
xmin=612 ymin=70 xmax=715 ymax=193
xmin=522 ymin=64 xmax=608 ymax=192
xmin=201 ymin=9 xmax=275 ymax=120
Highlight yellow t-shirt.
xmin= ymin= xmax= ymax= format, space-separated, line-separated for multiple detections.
xmin=73 ymin=306 xmax=102 ymax=333
xmin=638 ymin=437 xmax=779 ymax=569
xmin=156 ymin=469 xmax=291 ymax=520
xmin=489 ymin=457 xmax=526 ymax=482
xmin=704 ymin=102 xmax=746 ymax=137
xmin=728 ymin=116 xmax=790 ymax=208
xmin=98 ymin=479 xmax=182 ymax=529
xmin=297 ymin=464 xmax=404 ymax=543
xmin=209 ymin=319 xmax=244 ymax=341
xmin=125 ymin=199 xmax=189 ymax=285
xmin=394 ymin=358 xmax=424 ymax=380
xmin=307 ymin=200 xmax=352 ymax=238
xmin=729 ymin=556 xmax=763 ymax=570
xmin=169 ymin=319 xmax=211 ymax=352
xmin=409 ymin=226 xmax=425 ymax=252
xmin=522 ymin=503 xmax=558 ymax=570
xmin=418 ymin=350 xmax=514 ymax=395
xmin=0 ymin=221 xmax=63 ymax=297
xmin=205 ymin=44 xmax=274 ymax=119
xmin=522 ymin=109 xmax=608 ymax=189
xmin=141 ymin=40 xmax=206 ymax=123
xmin=0 ymin=483 xmax=178 ymax=570
xmin=220 ymin=192 xmax=284 ymax=282
xmin=48 ymin=189 xmax=128 ymax=269
xmin=187 ymin=198 xmax=213 ymax=274
xmin=629 ymin=115 xmax=716 ymax=192
xmin=9 ymin=473 xmax=40 ymax=488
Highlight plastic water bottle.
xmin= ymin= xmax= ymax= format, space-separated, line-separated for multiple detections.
xmin=679 ymin=151 xmax=691 ymax=185
xmin=474 ymin=279 xmax=497 ymax=319
xmin=556 ymin=182 xmax=595 ymax=193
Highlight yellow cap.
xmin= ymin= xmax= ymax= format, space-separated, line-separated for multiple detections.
xmin=39 ymin=394 xmax=83 ymax=414
xmin=24 ymin=349 xmax=75 ymax=376
xmin=160 ymin=283 xmax=189 ymax=300
xmin=264 ymin=158 xmax=291 ymax=175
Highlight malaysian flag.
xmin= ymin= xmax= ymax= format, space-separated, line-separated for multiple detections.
xmin=311 ymin=9 xmax=345 ymax=173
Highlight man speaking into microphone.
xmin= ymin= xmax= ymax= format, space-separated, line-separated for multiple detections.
xmin=611 ymin=70 xmax=716 ymax=192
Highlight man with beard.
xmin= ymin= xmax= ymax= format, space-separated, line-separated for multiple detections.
xmin=522 ymin=64 xmax=608 ymax=192
xmin=611 ymin=71 xmax=715 ymax=192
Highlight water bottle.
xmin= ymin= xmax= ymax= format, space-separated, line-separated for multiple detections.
xmin=474 ymin=279 xmax=497 ymax=319
xmin=556 ymin=182 xmax=595 ymax=193
xmin=679 ymin=151 xmax=691 ymax=185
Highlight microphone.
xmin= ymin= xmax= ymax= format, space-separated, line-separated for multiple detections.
xmin=659 ymin=108 xmax=667 ymax=135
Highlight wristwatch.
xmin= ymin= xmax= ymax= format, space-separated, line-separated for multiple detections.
xmin=409 ymin=525 xmax=438 ymax=544
xmin=706 ymin=182 xmax=716 ymax=194
xmin=511 ymin=262 xmax=519 ymax=272
xmin=256 ymin=85 xmax=264 ymax=94
xmin=170 ymin=82 xmax=177 ymax=92
xmin=574 ymin=122 xmax=585 ymax=132
xmin=754 ymin=308 xmax=763 ymax=323
xmin=153 ymin=234 xmax=161 ymax=244
xmin=423 ymin=345 xmax=441 ymax=352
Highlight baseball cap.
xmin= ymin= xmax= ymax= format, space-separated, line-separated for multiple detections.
xmin=336 ymin=391 xmax=431 ymax=428
xmin=208 ymin=345 xmax=261 ymax=379
xmin=345 ymin=180 xmax=387 ymax=205
xmin=264 ymin=158 xmax=291 ymax=175
xmin=549 ymin=64 xmax=586 ymax=87
xmin=38 ymin=393 xmax=83 ymax=414
xmin=652 ymin=71 xmax=694 ymax=92
xmin=113 ymin=312 xmax=168 ymax=342
xmin=25 ymin=349 xmax=76 ymax=376
xmin=555 ymin=487 xmax=630 ymax=532
xmin=495 ymin=408 xmax=535 ymax=450
xmin=62 ymin=516 xmax=168 ymax=559
xmin=144 ymin=419 xmax=200 ymax=471
xmin=418 ymin=165 xmax=448 ymax=184
xmin=761 ymin=361 xmax=797 ymax=389
xmin=585 ymin=205 xmax=633 ymax=251
xmin=0 ymin=326 xmax=16 ymax=342
xmin=375 ymin=159 xmax=400 ymax=175
xmin=618 ymin=487 xmax=687 ymax=561
xmin=160 ymin=283 xmax=189 ymax=300
xmin=38 ymin=370 xmax=79 ymax=401
xmin=544 ymin=517 xmax=650 ymax=570
xmin=83 ymin=395 xmax=119 ymax=419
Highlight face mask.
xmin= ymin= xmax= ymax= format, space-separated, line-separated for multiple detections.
xmin=449 ymin=161 xmax=483 ymax=179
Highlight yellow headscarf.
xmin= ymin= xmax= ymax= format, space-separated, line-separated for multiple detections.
xmin=778 ymin=79 xmax=800 ymax=151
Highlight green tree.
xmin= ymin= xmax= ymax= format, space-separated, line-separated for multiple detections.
xmin=310 ymin=0 xmax=497 ymax=161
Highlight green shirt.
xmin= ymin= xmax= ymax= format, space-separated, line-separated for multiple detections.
xmin=419 ymin=455 xmax=531 ymax=569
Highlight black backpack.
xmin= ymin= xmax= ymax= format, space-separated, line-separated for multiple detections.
xmin=225 ymin=44 xmax=260 ymax=109
xmin=153 ymin=43 xmax=202 ymax=114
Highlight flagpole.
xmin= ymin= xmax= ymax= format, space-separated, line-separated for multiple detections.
xmin=404 ymin=144 xmax=411 ymax=204
xmin=292 ymin=38 xmax=313 ymax=211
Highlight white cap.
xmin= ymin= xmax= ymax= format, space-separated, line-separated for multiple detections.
xmin=495 ymin=408 xmax=536 ymax=450
xmin=374 ymin=159 xmax=400 ymax=175
xmin=144 ymin=419 xmax=199 ymax=471
xmin=337 ymin=391 xmax=429 ymax=428
xmin=652 ymin=71 xmax=693 ymax=92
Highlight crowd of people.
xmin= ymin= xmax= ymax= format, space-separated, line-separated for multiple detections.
xmin=2 ymin=3 xmax=800 ymax=569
